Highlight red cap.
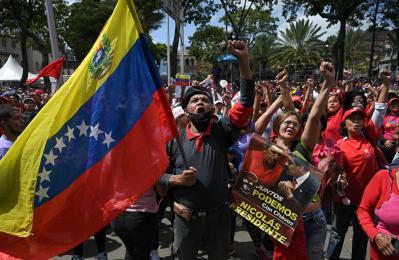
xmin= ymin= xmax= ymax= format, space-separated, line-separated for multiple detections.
xmin=388 ymin=98 xmax=399 ymax=106
xmin=35 ymin=89 xmax=44 ymax=95
xmin=342 ymin=108 xmax=367 ymax=122
xmin=0 ymin=96 xmax=10 ymax=104
xmin=291 ymin=95 xmax=302 ymax=103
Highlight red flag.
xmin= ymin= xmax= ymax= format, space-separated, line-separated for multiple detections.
xmin=26 ymin=57 xmax=65 ymax=85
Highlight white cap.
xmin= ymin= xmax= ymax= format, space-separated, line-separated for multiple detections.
xmin=214 ymin=99 xmax=224 ymax=105
xmin=172 ymin=106 xmax=185 ymax=119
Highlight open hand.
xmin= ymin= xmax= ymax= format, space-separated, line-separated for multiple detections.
xmin=343 ymin=69 xmax=352 ymax=80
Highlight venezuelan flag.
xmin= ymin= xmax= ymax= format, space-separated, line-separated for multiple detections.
xmin=0 ymin=0 xmax=176 ymax=258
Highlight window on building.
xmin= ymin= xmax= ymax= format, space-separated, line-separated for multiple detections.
xmin=12 ymin=40 xmax=17 ymax=48
xmin=185 ymin=58 xmax=190 ymax=66
xmin=191 ymin=58 xmax=195 ymax=66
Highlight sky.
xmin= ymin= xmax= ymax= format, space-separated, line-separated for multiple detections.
xmin=150 ymin=1 xmax=342 ymax=46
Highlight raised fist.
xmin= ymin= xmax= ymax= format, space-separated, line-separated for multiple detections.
xmin=276 ymin=69 xmax=288 ymax=88
xmin=320 ymin=62 xmax=335 ymax=82
xmin=227 ymin=40 xmax=249 ymax=62
xmin=379 ymin=69 xmax=392 ymax=85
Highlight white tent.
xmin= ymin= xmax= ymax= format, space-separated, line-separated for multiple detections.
xmin=0 ymin=55 xmax=56 ymax=83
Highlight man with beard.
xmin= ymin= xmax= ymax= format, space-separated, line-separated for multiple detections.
xmin=159 ymin=41 xmax=254 ymax=260
xmin=0 ymin=105 xmax=24 ymax=159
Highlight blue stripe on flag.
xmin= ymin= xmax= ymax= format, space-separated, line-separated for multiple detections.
xmin=34 ymin=36 xmax=160 ymax=207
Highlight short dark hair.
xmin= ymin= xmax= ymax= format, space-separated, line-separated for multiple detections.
xmin=351 ymin=91 xmax=367 ymax=108
xmin=0 ymin=105 xmax=18 ymax=122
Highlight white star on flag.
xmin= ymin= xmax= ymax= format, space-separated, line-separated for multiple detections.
xmin=35 ymin=185 xmax=50 ymax=202
xmin=102 ymin=131 xmax=115 ymax=148
xmin=43 ymin=150 xmax=57 ymax=166
xmin=90 ymin=123 xmax=103 ymax=140
xmin=77 ymin=120 xmax=89 ymax=136
xmin=54 ymin=137 xmax=66 ymax=153
xmin=65 ymin=126 xmax=76 ymax=142
xmin=39 ymin=168 xmax=51 ymax=182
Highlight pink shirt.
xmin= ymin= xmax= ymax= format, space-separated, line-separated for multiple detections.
xmin=382 ymin=115 xmax=399 ymax=140
xmin=126 ymin=188 xmax=158 ymax=213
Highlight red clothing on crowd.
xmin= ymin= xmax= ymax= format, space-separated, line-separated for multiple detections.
xmin=357 ymin=169 xmax=399 ymax=260
xmin=336 ymin=120 xmax=380 ymax=206
xmin=273 ymin=220 xmax=307 ymax=260
xmin=322 ymin=107 xmax=344 ymax=146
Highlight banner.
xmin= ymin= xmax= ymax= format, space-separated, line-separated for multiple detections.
xmin=175 ymin=73 xmax=190 ymax=98
xmin=229 ymin=134 xmax=322 ymax=247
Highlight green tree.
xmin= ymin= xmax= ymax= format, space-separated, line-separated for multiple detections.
xmin=218 ymin=0 xmax=277 ymax=40
xmin=344 ymin=28 xmax=370 ymax=72
xmin=152 ymin=43 xmax=167 ymax=66
xmin=0 ymin=0 xmax=69 ymax=88
xmin=271 ymin=19 xmax=325 ymax=71
xmin=169 ymin=0 xmax=218 ymax=78
xmin=220 ymin=7 xmax=278 ymax=47
xmin=65 ymin=0 xmax=164 ymax=61
xmin=281 ymin=0 xmax=372 ymax=79
xmin=327 ymin=28 xmax=370 ymax=74
xmin=65 ymin=0 xmax=116 ymax=61
xmin=188 ymin=25 xmax=225 ymax=65
xmin=250 ymin=34 xmax=276 ymax=79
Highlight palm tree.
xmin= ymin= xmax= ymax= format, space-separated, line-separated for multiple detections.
xmin=250 ymin=34 xmax=276 ymax=79
xmin=271 ymin=19 xmax=325 ymax=73
xmin=387 ymin=31 xmax=399 ymax=77
xmin=327 ymin=28 xmax=370 ymax=75
xmin=344 ymin=28 xmax=370 ymax=73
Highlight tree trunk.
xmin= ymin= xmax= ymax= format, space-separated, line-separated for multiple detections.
xmin=368 ymin=0 xmax=380 ymax=79
xmin=170 ymin=23 xmax=179 ymax=79
xmin=336 ymin=20 xmax=347 ymax=80
xmin=20 ymin=31 xmax=28 ymax=88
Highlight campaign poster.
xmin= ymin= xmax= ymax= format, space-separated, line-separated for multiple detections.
xmin=229 ymin=133 xmax=322 ymax=247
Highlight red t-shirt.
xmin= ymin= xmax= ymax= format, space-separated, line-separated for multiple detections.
xmin=322 ymin=107 xmax=344 ymax=146
xmin=336 ymin=121 xmax=380 ymax=206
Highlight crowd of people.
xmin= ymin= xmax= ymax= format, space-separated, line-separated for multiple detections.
xmin=1 ymin=40 xmax=399 ymax=260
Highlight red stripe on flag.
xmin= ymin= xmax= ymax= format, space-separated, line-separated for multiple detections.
xmin=0 ymin=90 xmax=175 ymax=259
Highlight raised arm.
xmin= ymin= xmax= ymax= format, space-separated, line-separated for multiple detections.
xmin=343 ymin=69 xmax=353 ymax=92
xmin=301 ymin=78 xmax=314 ymax=113
xmin=255 ymin=96 xmax=283 ymax=135
xmin=252 ymin=82 xmax=263 ymax=122
xmin=371 ymin=70 xmax=391 ymax=128
xmin=225 ymin=40 xmax=254 ymax=128
xmin=276 ymin=69 xmax=295 ymax=111
xmin=301 ymin=62 xmax=335 ymax=150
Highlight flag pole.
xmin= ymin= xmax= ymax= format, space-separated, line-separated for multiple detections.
xmin=44 ymin=0 xmax=64 ymax=89
xmin=174 ymin=137 xmax=189 ymax=169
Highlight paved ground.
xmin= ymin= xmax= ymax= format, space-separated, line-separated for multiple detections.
xmin=55 ymin=209 xmax=369 ymax=260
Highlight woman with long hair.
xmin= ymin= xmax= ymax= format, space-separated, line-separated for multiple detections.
xmin=255 ymin=62 xmax=335 ymax=260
